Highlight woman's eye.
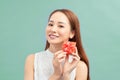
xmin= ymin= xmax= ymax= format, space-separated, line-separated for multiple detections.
xmin=48 ymin=23 xmax=53 ymax=26
xmin=59 ymin=25 xmax=64 ymax=28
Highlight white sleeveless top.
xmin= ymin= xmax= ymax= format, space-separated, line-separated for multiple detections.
xmin=34 ymin=49 xmax=76 ymax=80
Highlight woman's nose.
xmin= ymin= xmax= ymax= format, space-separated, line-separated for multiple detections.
xmin=51 ymin=26 xmax=57 ymax=32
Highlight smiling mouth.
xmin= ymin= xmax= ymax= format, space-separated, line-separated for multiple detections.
xmin=49 ymin=34 xmax=59 ymax=39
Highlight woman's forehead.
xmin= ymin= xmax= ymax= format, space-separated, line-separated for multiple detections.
xmin=49 ymin=12 xmax=69 ymax=24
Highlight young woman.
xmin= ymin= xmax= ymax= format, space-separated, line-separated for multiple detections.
xmin=24 ymin=9 xmax=90 ymax=80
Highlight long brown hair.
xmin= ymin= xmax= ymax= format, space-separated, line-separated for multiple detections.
xmin=45 ymin=9 xmax=90 ymax=80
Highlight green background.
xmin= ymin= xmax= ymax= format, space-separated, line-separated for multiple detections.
xmin=0 ymin=0 xmax=120 ymax=80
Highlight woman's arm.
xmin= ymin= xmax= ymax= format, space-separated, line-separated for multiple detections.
xmin=75 ymin=61 xmax=88 ymax=80
xmin=24 ymin=54 xmax=35 ymax=80
xmin=49 ymin=73 xmax=62 ymax=80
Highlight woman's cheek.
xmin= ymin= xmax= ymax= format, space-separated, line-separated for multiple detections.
xmin=61 ymin=32 xmax=70 ymax=40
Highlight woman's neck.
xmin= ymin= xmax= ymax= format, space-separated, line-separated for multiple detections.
xmin=48 ymin=44 xmax=62 ymax=53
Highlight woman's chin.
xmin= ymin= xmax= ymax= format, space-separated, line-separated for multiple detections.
xmin=48 ymin=41 xmax=63 ymax=45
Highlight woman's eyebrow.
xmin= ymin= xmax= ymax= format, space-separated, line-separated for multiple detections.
xmin=58 ymin=22 xmax=66 ymax=24
xmin=49 ymin=20 xmax=66 ymax=24
xmin=49 ymin=20 xmax=54 ymax=23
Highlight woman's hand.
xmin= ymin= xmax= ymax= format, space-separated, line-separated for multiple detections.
xmin=50 ymin=47 xmax=80 ymax=80
xmin=63 ymin=47 xmax=80 ymax=79
xmin=52 ymin=50 xmax=67 ymax=79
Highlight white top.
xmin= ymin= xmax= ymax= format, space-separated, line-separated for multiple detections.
xmin=34 ymin=49 xmax=76 ymax=80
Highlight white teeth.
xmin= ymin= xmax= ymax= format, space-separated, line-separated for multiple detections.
xmin=49 ymin=34 xmax=58 ymax=39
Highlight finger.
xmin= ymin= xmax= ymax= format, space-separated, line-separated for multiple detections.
xmin=53 ymin=51 xmax=66 ymax=63
xmin=70 ymin=54 xmax=80 ymax=62
xmin=65 ymin=55 xmax=69 ymax=63
xmin=75 ymin=47 xmax=78 ymax=54
xmin=71 ymin=55 xmax=80 ymax=65
xmin=71 ymin=47 xmax=79 ymax=56
xmin=57 ymin=52 xmax=66 ymax=59
xmin=58 ymin=57 xmax=66 ymax=62
xmin=73 ymin=56 xmax=80 ymax=61
xmin=54 ymin=50 xmax=63 ymax=56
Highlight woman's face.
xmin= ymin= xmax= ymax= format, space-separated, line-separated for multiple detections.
xmin=46 ymin=12 xmax=74 ymax=45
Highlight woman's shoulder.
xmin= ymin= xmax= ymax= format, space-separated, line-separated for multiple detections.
xmin=24 ymin=54 xmax=35 ymax=79
xmin=75 ymin=60 xmax=88 ymax=79
xmin=77 ymin=60 xmax=88 ymax=69
xmin=25 ymin=50 xmax=46 ymax=61
xmin=25 ymin=54 xmax=35 ymax=63
xmin=25 ymin=50 xmax=47 ymax=63
xmin=25 ymin=54 xmax=35 ymax=68
xmin=76 ymin=60 xmax=88 ymax=74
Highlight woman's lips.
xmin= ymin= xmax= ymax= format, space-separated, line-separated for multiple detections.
xmin=49 ymin=34 xmax=59 ymax=39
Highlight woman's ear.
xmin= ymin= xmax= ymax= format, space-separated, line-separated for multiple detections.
xmin=70 ymin=30 xmax=75 ymax=39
